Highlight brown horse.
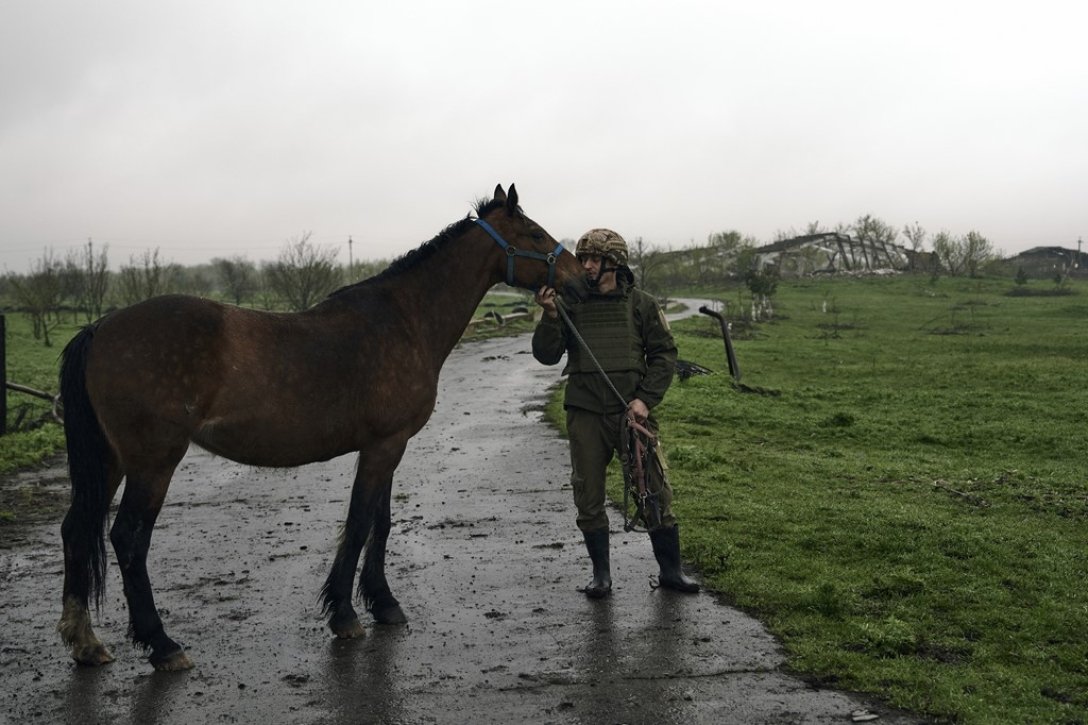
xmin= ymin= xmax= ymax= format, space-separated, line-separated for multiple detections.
xmin=57 ymin=184 xmax=587 ymax=671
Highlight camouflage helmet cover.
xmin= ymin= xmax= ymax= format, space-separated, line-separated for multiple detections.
xmin=575 ymin=228 xmax=629 ymax=267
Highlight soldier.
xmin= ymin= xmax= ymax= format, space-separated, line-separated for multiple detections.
xmin=532 ymin=228 xmax=699 ymax=598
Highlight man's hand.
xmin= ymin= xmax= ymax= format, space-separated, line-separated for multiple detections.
xmin=534 ymin=286 xmax=558 ymax=319
xmin=627 ymin=398 xmax=650 ymax=423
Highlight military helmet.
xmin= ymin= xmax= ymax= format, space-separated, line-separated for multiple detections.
xmin=575 ymin=228 xmax=629 ymax=267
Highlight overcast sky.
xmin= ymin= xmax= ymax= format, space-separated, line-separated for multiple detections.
xmin=1 ymin=0 xmax=1085 ymax=273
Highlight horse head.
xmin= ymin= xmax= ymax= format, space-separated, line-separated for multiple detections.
xmin=477 ymin=184 xmax=588 ymax=303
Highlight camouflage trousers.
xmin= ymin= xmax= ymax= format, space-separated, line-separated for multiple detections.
xmin=566 ymin=408 xmax=676 ymax=533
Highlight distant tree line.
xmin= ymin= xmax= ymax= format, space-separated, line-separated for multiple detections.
xmin=1 ymin=234 xmax=389 ymax=346
xmin=1 ymin=216 xmax=1005 ymax=346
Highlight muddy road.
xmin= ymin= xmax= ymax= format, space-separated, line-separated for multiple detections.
xmin=0 ymin=311 xmax=923 ymax=724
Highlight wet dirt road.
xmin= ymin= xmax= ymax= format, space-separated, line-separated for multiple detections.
xmin=0 ymin=314 xmax=924 ymax=724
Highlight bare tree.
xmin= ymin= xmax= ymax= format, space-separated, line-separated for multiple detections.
xmin=707 ymin=230 xmax=744 ymax=250
xmin=962 ymin=230 xmax=996 ymax=277
xmin=847 ymin=215 xmax=899 ymax=270
xmin=116 ymin=249 xmax=178 ymax=306
xmin=681 ymin=239 xmax=711 ymax=285
xmin=64 ymin=239 xmax=110 ymax=323
xmin=264 ymin=232 xmax=341 ymax=311
xmin=9 ymin=249 xmax=65 ymax=346
xmin=932 ymin=231 xmax=964 ymax=276
xmin=852 ymin=215 xmax=898 ymax=244
xmin=347 ymin=258 xmax=387 ymax=283
xmin=705 ymin=230 xmax=757 ymax=281
xmin=212 ymin=256 xmax=258 ymax=305
xmin=931 ymin=230 xmax=996 ymax=277
xmin=173 ymin=265 xmax=212 ymax=296
xmin=255 ymin=263 xmax=281 ymax=310
xmin=902 ymin=222 xmax=927 ymax=252
xmin=732 ymin=244 xmax=778 ymax=321
xmin=900 ymin=222 xmax=928 ymax=272
xmin=628 ymin=236 xmax=667 ymax=292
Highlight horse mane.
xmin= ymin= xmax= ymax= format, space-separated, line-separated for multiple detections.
xmin=326 ymin=195 xmax=517 ymax=299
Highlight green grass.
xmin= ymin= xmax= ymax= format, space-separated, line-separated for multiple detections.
xmin=0 ymin=292 xmax=536 ymax=477
xmin=459 ymin=290 xmax=539 ymax=341
xmin=4 ymin=278 xmax=1087 ymax=722
xmin=1 ymin=313 xmax=74 ymax=474
xmin=631 ymin=276 xmax=1087 ymax=723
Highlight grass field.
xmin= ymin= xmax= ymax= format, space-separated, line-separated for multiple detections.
xmin=0 ymin=292 xmax=536 ymax=476
xmin=1 ymin=312 xmax=71 ymax=474
xmin=636 ymin=275 xmax=1087 ymax=723
xmin=3 ymin=277 xmax=1086 ymax=722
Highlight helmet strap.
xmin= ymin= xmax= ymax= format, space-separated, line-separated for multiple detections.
xmin=587 ymin=265 xmax=621 ymax=291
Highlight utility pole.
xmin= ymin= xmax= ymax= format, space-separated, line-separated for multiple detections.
xmin=348 ymin=235 xmax=353 ymax=272
xmin=1078 ymin=236 xmax=1083 ymax=270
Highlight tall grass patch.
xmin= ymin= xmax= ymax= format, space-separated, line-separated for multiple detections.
xmin=622 ymin=276 xmax=1087 ymax=723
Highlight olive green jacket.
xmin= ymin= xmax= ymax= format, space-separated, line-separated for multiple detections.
xmin=532 ymin=283 xmax=677 ymax=414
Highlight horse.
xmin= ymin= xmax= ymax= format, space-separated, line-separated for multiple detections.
xmin=57 ymin=184 xmax=588 ymax=671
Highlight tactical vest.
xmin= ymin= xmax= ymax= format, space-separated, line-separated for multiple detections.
xmin=564 ymin=291 xmax=647 ymax=376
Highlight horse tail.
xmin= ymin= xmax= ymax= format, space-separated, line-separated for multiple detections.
xmin=60 ymin=324 xmax=111 ymax=609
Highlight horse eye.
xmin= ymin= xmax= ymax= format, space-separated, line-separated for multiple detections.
xmin=531 ymin=230 xmax=544 ymax=241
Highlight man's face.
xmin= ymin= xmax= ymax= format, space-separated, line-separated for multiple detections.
xmin=580 ymin=254 xmax=602 ymax=276
xmin=579 ymin=254 xmax=616 ymax=290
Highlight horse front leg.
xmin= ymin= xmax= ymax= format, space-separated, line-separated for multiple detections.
xmin=321 ymin=440 xmax=407 ymax=638
xmin=361 ymin=481 xmax=406 ymax=624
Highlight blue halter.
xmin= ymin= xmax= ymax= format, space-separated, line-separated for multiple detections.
xmin=474 ymin=218 xmax=565 ymax=290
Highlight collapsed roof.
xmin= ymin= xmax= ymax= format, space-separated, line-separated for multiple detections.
xmin=752 ymin=233 xmax=926 ymax=275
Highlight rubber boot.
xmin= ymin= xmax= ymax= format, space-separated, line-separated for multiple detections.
xmin=581 ymin=528 xmax=612 ymax=598
xmin=649 ymin=525 xmax=700 ymax=593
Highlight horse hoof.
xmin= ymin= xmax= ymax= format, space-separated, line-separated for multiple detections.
xmin=372 ymin=604 xmax=407 ymax=625
xmin=71 ymin=643 xmax=115 ymax=667
xmin=151 ymin=649 xmax=194 ymax=671
xmin=330 ymin=616 xmax=366 ymax=639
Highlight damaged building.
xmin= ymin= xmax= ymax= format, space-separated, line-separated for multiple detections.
xmin=752 ymin=233 xmax=932 ymax=277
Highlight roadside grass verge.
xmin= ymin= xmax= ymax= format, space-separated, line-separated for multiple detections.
xmin=458 ymin=291 xmax=538 ymax=341
xmin=635 ymin=275 xmax=1087 ymax=723
xmin=1 ymin=314 xmax=74 ymax=476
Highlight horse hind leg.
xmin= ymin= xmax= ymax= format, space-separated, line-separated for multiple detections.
xmin=58 ymin=460 xmax=123 ymax=666
xmin=110 ymin=456 xmax=192 ymax=671
xmin=57 ymin=598 xmax=114 ymax=666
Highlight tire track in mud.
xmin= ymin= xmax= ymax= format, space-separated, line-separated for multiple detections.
xmin=0 ymin=316 xmax=924 ymax=724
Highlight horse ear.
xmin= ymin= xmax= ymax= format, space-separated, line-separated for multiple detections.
xmin=493 ymin=184 xmax=507 ymax=203
xmin=505 ymin=184 xmax=519 ymax=213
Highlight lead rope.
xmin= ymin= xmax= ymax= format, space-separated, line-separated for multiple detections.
xmin=620 ymin=415 xmax=664 ymax=532
xmin=553 ymin=301 xmax=661 ymax=532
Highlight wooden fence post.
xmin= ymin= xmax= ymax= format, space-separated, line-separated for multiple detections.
xmin=1 ymin=314 xmax=7 ymax=435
